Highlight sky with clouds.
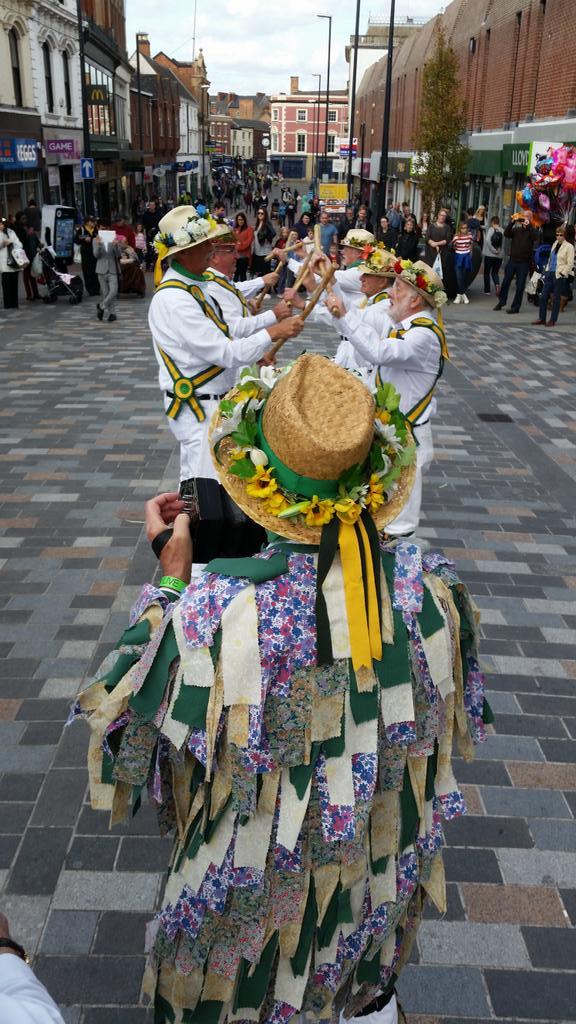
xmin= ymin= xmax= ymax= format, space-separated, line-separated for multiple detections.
xmin=127 ymin=0 xmax=446 ymax=96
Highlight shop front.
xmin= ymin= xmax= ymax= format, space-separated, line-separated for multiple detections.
xmin=43 ymin=129 xmax=84 ymax=212
xmin=0 ymin=112 xmax=43 ymax=216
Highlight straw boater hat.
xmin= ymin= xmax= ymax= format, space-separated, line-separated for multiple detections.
xmin=393 ymin=257 xmax=448 ymax=309
xmin=341 ymin=228 xmax=375 ymax=250
xmin=153 ymin=205 xmax=231 ymax=261
xmin=359 ymin=244 xmax=397 ymax=278
xmin=210 ymin=354 xmax=415 ymax=544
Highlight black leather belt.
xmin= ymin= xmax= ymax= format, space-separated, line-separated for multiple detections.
xmin=165 ymin=390 xmax=226 ymax=401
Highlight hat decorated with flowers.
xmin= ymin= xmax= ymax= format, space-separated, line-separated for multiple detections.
xmin=341 ymin=228 xmax=375 ymax=250
xmin=393 ymin=258 xmax=447 ymax=309
xmin=209 ymin=355 xmax=416 ymax=670
xmin=358 ymin=243 xmax=397 ymax=277
xmin=153 ymin=205 xmax=231 ymax=284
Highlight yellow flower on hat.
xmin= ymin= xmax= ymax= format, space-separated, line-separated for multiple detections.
xmin=366 ymin=473 xmax=385 ymax=514
xmin=233 ymin=383 xmax=261 ymax=404
xmin=376 ymin=409 xmax=391 ymax=424
xmin=334 ymin=497 xmax=362 ymax=525
xmin=303 ymin=496 xmax=335 ymax=527
xmin=265 ymin=491 xmax=291 ymax=516
xmin=246 ymin=465 xmax=277 ymax=499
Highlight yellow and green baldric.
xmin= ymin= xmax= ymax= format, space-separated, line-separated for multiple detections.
xmin=379 ymin=316 xmax=449 ymax=426
xmin=154 ymin=278 xmax=229 ymax=422
xmin=204 ymin=271 xmax=250 ymax=317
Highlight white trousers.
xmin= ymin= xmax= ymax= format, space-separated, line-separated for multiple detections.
xmin=163 ymin=397 xmax=220 ymax=482
xmin=385 ymin=421 xmax=433 ymax=537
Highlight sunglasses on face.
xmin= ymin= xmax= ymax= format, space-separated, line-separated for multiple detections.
xmin=218 ymin=245 xmax=237 ymax=253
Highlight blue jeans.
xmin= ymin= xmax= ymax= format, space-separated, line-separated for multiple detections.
xmin=498 ymin=259 xmax=530 ymax=311
xmin=538 ymin=271 xmax=564 ymax=323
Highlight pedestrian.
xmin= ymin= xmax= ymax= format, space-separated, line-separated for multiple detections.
xmin=451 ymin=220 xmax=474 ymax=304
xmin=285 ymin=190 xmax=296 ymax=228
xmin=0 ymin=910 xmax=64 ymax=1023
xmin=466 ymin=205 xmax=486 ymax=246
xmin=338 ymin=205 xmax=356 ymax=241
xmin=482 ymin=215 xmax=504 ymax=295
xmin=355 ymin=203 xmax=374 ymax=232
xmin=93 ymin=231 xmax=122 ymax=322
xmin=233 ymin=211 xmax=254 ymax=282
xmin=494 ymin=214 xmax=537 ymax=314
xmin=533 ymin=223 xmax=575 ymax=327
xmin=244 ymin=186 xmax=253 ymax=214
xmin=0 ymin=218 xmax=22 ymax=309
xmin=386 ymin=200 xmax=403 ymax=233
xmin=376 ymin=214 xmax=398 ymax=249
xmin=251 ymin=207 xmax=275 ymax=277
xmin=395 ymin=215 xmax=419 ymax=261
xmin=294 ymin=211 xmax=313 ymax=240
xmin=319 ymin=208 xmax=338 ymax=254
xmin=24 ymin=197 xmax=41 ymax=233
xmin=22 ymin=222 xmax=40 ymax=300
xmin=75 ymin=216 xmax=100 ymax=296
xmin=134 ymin=222 xmax=147 ymax=265
xmin=423 ymin=208 xmax=453 ymax=272
xmin=76 ymin=352 xmax=490 ymax=1024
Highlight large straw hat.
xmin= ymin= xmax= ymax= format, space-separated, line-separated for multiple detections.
xmin=359 ymin=244 xmax=397 ymax=277
xmin=393 ymin=258 xmax=447 ymax=309
xmin=210 ymin=355 xmax=415 ymax=544
xmin=154 ymin=205 xmax=231 ymax=260
xmin=341 ymin=228 xmax=375 ymax=250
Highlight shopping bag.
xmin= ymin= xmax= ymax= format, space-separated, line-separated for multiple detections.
xmin=432 ymin=252 xmax=443 ymax=280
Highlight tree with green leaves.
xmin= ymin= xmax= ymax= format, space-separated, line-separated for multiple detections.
xmin=413 ymin=23 xmax=469 ymax=215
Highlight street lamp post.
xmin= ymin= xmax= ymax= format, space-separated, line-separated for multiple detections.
xmin=347 ymin=0 xmax=361 ymax=202
xmin=200 ymin=83 xmax=209 ymax=200
xmin=317 ymin=14 xmax=332 ymax=181
xmin=359 ymin=122 xmax=366 ymax=202
xmin=376 ymin=0 xmax=396 ymax=222
xmin=311 ymin=73 xmax=321 ymax=188
xmin=75 ymin=0 xmax=94 ymax=216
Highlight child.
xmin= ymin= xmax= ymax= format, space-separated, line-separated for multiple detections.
xmin=328 ymin=241 xmax=340 ymax=266
xmin=452 ymin=221 xmax=474 ymax=303
xmin=134 ymin=222 xmax=147 ymax=266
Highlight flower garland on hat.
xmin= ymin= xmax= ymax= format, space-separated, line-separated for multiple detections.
xmin=359 ymin=242 xmax=397 ymax=273
xmin=153 ymin=211 xmax=222 ymax=285
xmin=213 ymin=365 xmax=416 ymax=529
xmin=393 ymin=258 xmax=448 ymax=308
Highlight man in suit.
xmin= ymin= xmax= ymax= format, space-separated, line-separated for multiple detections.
xmin=93 ymin=233 xmax=122 ymax=322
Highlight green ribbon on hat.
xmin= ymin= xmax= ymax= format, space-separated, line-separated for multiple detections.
xmin=256 ymin=416 xmax=340 ymax=499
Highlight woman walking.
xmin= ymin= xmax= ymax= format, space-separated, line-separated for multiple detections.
xmin=251 ymin=207 xmax=275 ymax=277
xmin=233 ymin=212 xmax=254 ymax=282
xmin=482 ymin=216 xmax=504 ymax=295
xmin=452 ymin=220 xmax=474 ymax=303
xmin=533 ymin=223 xmax=575 ymax=327
xmin=0 ymin=218 xmax=22 ymax=309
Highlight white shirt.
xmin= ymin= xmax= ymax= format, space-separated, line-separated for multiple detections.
xmin=334 ymin=291 xmax=391 ymax=376
xmin=287 ymin=257 xmax=364 ymax=297
xmin=0 ymin=954 xmax=64 ymax=1024
xmin=341 ymin=306 xmax=442 ymax=423
xmin=148 ymin=264 xmax=273 ymax=397
xmin=205 ymin=268 xmax=276 ymax=338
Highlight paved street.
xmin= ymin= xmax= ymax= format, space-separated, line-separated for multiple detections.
xmin=0 ymin=282 xmax=575 ymax=1024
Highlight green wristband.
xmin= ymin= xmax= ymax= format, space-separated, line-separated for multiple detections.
xmin=159 ymin=575 xmax=187 ymax=594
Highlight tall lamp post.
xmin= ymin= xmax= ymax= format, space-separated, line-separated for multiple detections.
xmin=200 ymin=83 xmax=209 ymax=200
xmin=311 ymin=73 xmax=321 ymax=188
xmin=317 ymin=14 xmax=332 ymax=181
xmin=76 ymin=0 xmax=94 ymax=215
xmin=347 ymin=0 xmax=361 ymax=202
xmin=376 ymin=0 xmax=396 ymax=222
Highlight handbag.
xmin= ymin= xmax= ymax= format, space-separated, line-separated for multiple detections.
xmin=432 ymin=252 xmax=443 ymax=279
xmin=10 ymin=245 xmax=29 ymax=269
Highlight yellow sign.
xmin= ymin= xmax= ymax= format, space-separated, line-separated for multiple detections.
xmin=319 ymin=183 xmax=348 ymax=201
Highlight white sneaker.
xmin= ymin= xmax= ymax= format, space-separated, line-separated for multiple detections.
xmin=340 ymin=994 xmax=398 ymax=1024
xmin=462 ymin=293 xmax=469 ymax=304
xmin=453 ymin=294 xmax=461 ymax=304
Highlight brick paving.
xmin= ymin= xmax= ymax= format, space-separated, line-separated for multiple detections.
xmin=0 ymin=288 xmax=575 ymax=1023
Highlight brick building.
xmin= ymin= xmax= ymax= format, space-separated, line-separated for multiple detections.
xmin=354 ymin=0 xmax=576 ymax=220
xmin=270 ymin=76 xmax=348 ymax=181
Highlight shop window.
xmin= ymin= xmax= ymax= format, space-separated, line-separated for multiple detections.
xmin=85 ymin=60 xmax=115 ymax=137
xmin=297 ymin=133 xmax=306 ymax=152
xmin=62 ymin=51 xmax=72 ymax=115
xmin=43 ymin=42 xmax=54 ymax=113
xmin=9 ymin=28 xmax=23 ymax=107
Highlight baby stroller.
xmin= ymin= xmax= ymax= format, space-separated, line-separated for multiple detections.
xmin=526 ymin=244 xmax=551 ymax=304
xmin=36 ymin=247 xmax=84 ymax=304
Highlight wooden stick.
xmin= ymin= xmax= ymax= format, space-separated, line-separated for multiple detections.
xmin=264 ymin=234 xmax=299 ymax=261
xmin=301 ymin=264 xmax=337 ymax=321
xmin=313 ymin=223 xmax=322 ymax=254
xmin=268 ymin=321 xmax=305 ymax=359
xmin=253 ymin=282 xmax=272 ymax=311
xmin=291 ymin=252 xmax=314 ymax=291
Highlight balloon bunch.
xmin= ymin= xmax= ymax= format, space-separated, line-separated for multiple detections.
xmin=516 ymin=144 xmax=576 ymax=225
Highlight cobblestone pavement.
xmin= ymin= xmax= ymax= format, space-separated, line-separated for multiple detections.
xmin=0 ymin=289 xmax=575 ymax=1024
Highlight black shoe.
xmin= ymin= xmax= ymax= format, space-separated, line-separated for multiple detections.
xmin=493 ymin=303 xmax=504 ymax=310
xmin=97 ymin=304 xmax=103 ymax=320
xmin=506 ymin=308 xmax=519 ymax=314
xmin=107 ymin=314 xmax=117 ymax=322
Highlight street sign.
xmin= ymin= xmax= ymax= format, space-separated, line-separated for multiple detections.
xmin=332 ymin=158 xmax=346 ymax=172
xmin=319 ymin=183 xmax=347 ymax=201
xmin=80 ymin=157 xmax=94 ymax=180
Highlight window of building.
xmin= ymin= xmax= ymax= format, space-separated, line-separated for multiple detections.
xmin=327 ymin=134 xmax=336 ymax=154
xmin=328 ymin=109 xmax=337 ymax=122
xmin=9 ymin=28 xmax=23 ymax=107
xmin=62 ymin=50 xmax=72 ymax=115
xmin=85 ymin=60 xmax=115 ymax=137
xmin=297 ymin=109 xmax=307 ymax=121
xmin=43 ymin=42 xmax=54 ymax=113
xmin=297 ymin=132 xmax=306 ymax=152
xmin=272 ymin=108 xmax=279 ymax=120
xmin=271 ymin=130 xmax=278 ymax=151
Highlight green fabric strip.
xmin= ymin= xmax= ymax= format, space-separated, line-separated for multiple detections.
xmin=316 ymin=518 xmax=339 ymax=666
xmin=187 ymin=1001 xmax=223 ymax=1024
xmin=375 ymin=609 xmax=411 ymax=688
xmin=102 ymin=652 xmax=139 ymax=694
xmin=369 ymin=819 xmax=389 ymax=876
xmin=171 ymin=683 xmax=211 ymax=729
xmin=338 ymin=886 xmax=354 ymax=924
xmin=204 ymin=553 xmax=288 ymax=583
xmin=349 ymin=662 xmax=379 ymax=724
xmin=289 ymin=742 xmax=321 ymax=800
xmin=132 ymin=785 xmax=142 ymax=817
xmin=290 ymin=874 xmax=317 ymax=976
xmin=235 ymin=932 xmax=279 ymax=1010
xmin=101 ymin=751 xmax=114 ymax=785
xmin=361 ymin=509 xmax=383 ymax=637
xmin=317 ymin=881 xmax=340 ymax=948
xmin=399 ymin=764 xmax=419 ymax=852
xmin=417 ymin=586 xmax=445 ymax=638
xmin=425 ymin=740 xmax=438 ymax=802
xmin=129 ymin=622 xmax=179 ymax=721
xmin=119 ymin=619 xmax=151 ymax=648
xmin=210 ymin=628 xmax=222 ymax=670
xmin=356 ymin=944 xmax=381 ymax=986
xmin=482 ymin=698 xmax=495 ymax=725
xmin=256 ymin=417 xmax=340 ymax=499
xmin=322 ymin=713 xmax=345 ymax=759
xmin=155 ymin=992 xmax=176 ymax=1023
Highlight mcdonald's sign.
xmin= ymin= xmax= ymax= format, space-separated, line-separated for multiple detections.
xmin=88 ymin=84 xmax=109 ymax=104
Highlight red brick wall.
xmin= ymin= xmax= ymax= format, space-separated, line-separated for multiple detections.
xmin=355 ymin=0 xmax=576 ymax=152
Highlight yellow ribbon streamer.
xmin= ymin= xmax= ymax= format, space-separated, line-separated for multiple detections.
xmin=357 ymin=518 xmax=382 ymax=662
xmin=338 ymin=521 xmax=381 ymax=671
xmin=154 ymin=241 xmax=170 ymax=287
